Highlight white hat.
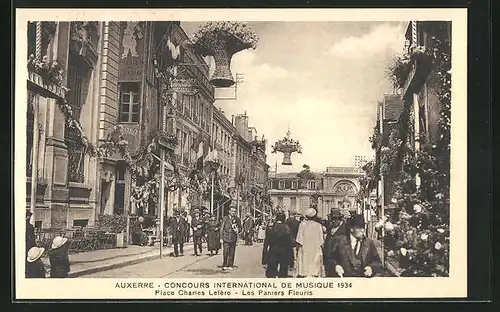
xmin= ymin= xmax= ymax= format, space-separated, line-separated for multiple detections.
xmin=27 ymin=246 xmax=45 ymax=263
xmin=305 ymin=208 xmax=317 ymax=218
xmin=51 ymin=236 xmax=68 ymax=249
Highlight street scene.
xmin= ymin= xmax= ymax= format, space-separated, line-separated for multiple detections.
xmin=24 ymin=19 xmax=451 ymax=281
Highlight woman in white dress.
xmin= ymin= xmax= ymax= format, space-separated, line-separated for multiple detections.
xmin=295 ymin=208 xmax=325 ymax=277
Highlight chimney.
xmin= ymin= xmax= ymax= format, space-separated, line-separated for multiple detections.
xmin=231 ymin=115 xmax=234 ymax=125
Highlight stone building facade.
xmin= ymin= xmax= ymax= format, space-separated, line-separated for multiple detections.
xmin=268 ymin=166 xmax=363 ymax=219
xmin=26 ymin=21 xmax=269 ymax=229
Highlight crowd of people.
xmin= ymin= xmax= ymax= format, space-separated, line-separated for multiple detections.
xmin=24 ymin=205 xmax=382 ymax=279
xmin=260 ymin=207 xmax=382 ymax=278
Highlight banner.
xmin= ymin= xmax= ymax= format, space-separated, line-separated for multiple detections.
xmin=119 ymin=21 xmax=145 ymax=81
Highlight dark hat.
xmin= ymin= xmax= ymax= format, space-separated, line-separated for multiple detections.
xmin=330 ymin=209 xmax=342 ymax=218
xmin=276 ymin=212 xmax=286 ymax=222
xmin=347 ymin=214 xmax=365 ymax=229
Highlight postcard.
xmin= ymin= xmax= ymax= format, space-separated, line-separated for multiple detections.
xmin=14 ymin=8 xmax=467 ymax=300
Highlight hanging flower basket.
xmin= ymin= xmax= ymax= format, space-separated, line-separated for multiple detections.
xmin=271 ymin=131 xmax=302 ymax=166
xmin=188 ymin=21 xmax=258 ymax=88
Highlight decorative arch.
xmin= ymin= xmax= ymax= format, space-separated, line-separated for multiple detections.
xmin=332 ymin=180 xmax=358 ymax=195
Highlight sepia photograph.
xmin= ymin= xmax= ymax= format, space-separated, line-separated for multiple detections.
xmin=15 ymin=8 xmax=467 ymax=299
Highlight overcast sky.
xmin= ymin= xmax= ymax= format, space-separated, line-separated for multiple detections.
xmin=181 ymin=21 xmax=408 ymax=173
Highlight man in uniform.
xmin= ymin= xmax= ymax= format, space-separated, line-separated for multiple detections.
xmin=220 ymin=206 xmax=242 ymax=271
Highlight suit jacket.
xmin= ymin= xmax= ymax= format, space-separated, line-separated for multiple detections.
xmin=285 ymin=217 xmax=300 ymax=241
xmin=191 ymin=217 xmax=204 ymax=237
xmin=220 ymin=215 xmax=242 ymax=243
xmin=325 ymin=235 xmax=381 ymax=278
xmin=243 ymin=217 xmax=255 ymax=232
xmin=261 ymin=222 xmax=294 ymax=266
xmin=168 ymin=217 xmax=188 ymax=239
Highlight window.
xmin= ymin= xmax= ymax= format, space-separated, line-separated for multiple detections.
xmin=308 ymin=181 xmax=317 ymax=190
xmin=73 ymin=219 xmax=89 ymax=227
xmin=119 ymin=83 xmax=140 ymax=123
xmin=279 ymin=181 xmax=285 ymax=189
xmin=290 ymin=197 xmax=297 ymax=210
xmin=291 ymin=181 xmax=298 ymax=189
xmin=34 ymin=221 xmax=42 ymax=230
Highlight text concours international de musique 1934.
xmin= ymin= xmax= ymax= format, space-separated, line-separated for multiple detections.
xmin=114 ymin=281 xmax=354 ymax=297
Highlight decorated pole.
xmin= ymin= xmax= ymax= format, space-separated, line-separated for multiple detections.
xmin=29 ymin=92 xmax=39 ymax=226
xmin=210 ymin=172 xmax=215 ymax=215
xmin=236 ymin=185 xmax=240 ymax=218
xmin=29 ymin=22 xmax=43 ymax=226
xmin=379 ymin=95 xmax=385 ymax=267
xmin=159 ymin=148 xmax=165 ymax=258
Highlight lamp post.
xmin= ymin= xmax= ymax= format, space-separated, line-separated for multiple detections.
xmin=206 ymin=160 xmax=220 ymax=215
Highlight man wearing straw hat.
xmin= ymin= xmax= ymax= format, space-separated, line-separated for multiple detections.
xmin=48 ymin=236 xmax=70 ymax=278
xmin=295 ymin=207 xmax=325 ymax=277
xmin=26 ymin=246 xmax=46 ymax=278
xmin=327 ymin=214 xmax=381 ymax=278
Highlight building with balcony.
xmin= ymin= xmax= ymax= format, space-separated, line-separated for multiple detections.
xmin=26 ymin=21 xmax=270 ymax=230
xmin=26 ymin=21 xmax=104 ymax=229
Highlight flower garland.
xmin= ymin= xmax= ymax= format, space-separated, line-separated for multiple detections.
xmin=28 ymin=55 xmax=65 ymax=86
xmin=374 ymin=31 xmax=451 ymax=277
xmin=388 ymin=45 xmax=434 ymax=90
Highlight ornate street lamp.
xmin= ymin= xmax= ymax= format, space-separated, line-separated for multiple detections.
xmin=271 ymin=129 xmax=302 ymax=166
xmin=187 ymin=21 xmax=259 ymax=88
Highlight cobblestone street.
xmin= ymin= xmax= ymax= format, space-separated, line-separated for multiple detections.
xmin=85 ymin=242 xmax=267 ymax=278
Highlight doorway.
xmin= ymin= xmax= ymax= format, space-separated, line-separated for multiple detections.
xmin=100 ymin=180 xmax=111 ymax=215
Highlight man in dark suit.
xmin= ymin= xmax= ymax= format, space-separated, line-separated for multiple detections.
xmin=285 ymin=211 xmax=300 ymax=269
xmin=324 ymin=214 xmax=381 ymax=278
xmin=191 ymin=210 xmax=204 ymax=256
xmin=168 ymin=210 xmax=188 ymax=257
xmin=262 ymin=212 xmax=294 ymax=278
xmin=323 ymin=208 xmax=349 ymax=276
xmin=220 ymin=206 xmax=242 ymax=271
xmin=242 ymin=213 xmax=255 ymax=245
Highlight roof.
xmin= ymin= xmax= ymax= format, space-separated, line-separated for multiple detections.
xmin=272 ymin=172 xmax=322 ymax=179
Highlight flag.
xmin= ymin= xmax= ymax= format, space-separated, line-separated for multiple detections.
xmin=194 ymin=136 xmax=211 ymax=171
xmin=191 ymin=132 xmax=203 ymax=153
xmin=166 ymin=38 xmax=180 ymax=60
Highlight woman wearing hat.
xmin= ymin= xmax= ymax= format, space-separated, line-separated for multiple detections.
xmin=295 ymin=208 xmax=325 ymax=278
xmin=48 ymin=236 xmax=70 ymax=278
xmin=26 ymin=246 xmax=46 ymax=278
xmin=206 ymin=214 xmax=221 ymax=256
xmin=326 ymin=214 xmax=381 ymax=278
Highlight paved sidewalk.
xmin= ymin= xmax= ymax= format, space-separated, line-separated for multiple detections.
xmin=374 ymin=240 xmax=401 ymax=276
xmin=41 ymin=242 xmax=194 ymax=278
